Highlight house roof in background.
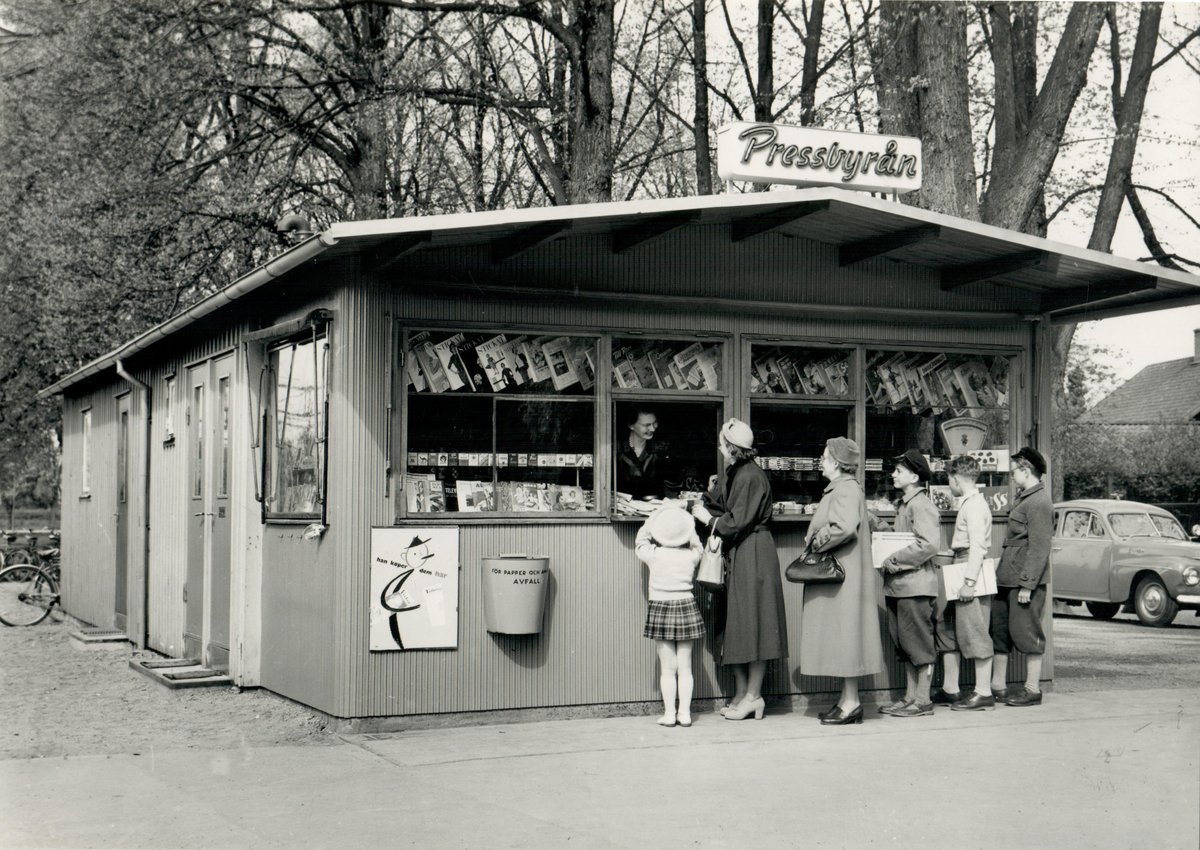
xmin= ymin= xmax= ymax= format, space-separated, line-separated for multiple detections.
xmin=39 ymin=187 xmax=1200 ymax=397
xmin=1080 ymin=357 xmax=1200 ymax=424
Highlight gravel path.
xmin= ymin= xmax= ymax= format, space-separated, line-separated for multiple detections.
xmin=0 ymin=619 xmax=335 ymax=759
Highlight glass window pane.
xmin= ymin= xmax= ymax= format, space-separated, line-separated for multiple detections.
xmin=193 ymin=385 xmax=204 ymax=499
xmin=751 ymin=344 xmax=853 ymax=397
xmin=218 ymin=377 xmax=230 ymax=497
xmin=749 ymin=403 xmax=853 ymax=513
xmin=403 ymin=329 xmax=599 ymax=514
xmin=611 ymin=339 xmax=723 ymax=392
xmin=613 ymin=401 xmax=723 ymax=513
xmin=267 ymin=338 xmax=325 ymax=516
xmin=408 ymin=331 xmax=595 ymax=396
xmin=82 ymin=410 xmax=92 ymax=493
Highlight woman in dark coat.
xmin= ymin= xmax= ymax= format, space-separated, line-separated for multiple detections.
xmin=691 ymin=418 xmax=788 ymax=720
xmin=800 ymin=437 xmax=886 ymax=725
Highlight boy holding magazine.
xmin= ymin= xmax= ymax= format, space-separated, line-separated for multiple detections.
xmin=939 ymin=454 xmax=996 ymax=711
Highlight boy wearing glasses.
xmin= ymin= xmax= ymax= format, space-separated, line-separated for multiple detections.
xmin=991 ymin=447 xmax=1054 ymax=706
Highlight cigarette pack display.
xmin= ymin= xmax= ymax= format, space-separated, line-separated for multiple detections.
xmin=417 ymin=452 xmax=429 ymax=466
xmin=448 ymin=452 xmax=459 ymax=466
xmin=541 ymin=336 xmax=581 ymax=390
xmin=475 ymin=335 xmax=511 ymax=391
xmin=436 ymin=452 xmax=449 ymax=466
xmin=433 ymin=334 xmax=467 ymax=391
xmin=407 ymin=452 xmax=418 ymax=466
xmin=580 ymin=453 xmax=594 ymax=467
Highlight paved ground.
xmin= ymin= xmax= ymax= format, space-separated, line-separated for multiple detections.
xmin=2 ymin=687 xmax=1196 ymax=849
xmin=2 ymin=612 xmax=1198 ymax=849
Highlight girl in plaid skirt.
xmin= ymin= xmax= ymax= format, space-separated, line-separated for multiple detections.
xmin=635 ymin=507 xmax=704 ymax=727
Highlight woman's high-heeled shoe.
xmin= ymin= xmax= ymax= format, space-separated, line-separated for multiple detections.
xmin=723 ymin=697 xmax=765 ymax=720
xmin=720 ymin=698 xmax=745 ymax=718
xmin=819 ymin=704 xmax=863 ymax=725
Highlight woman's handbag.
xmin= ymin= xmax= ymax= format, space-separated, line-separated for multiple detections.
xmin=695 ymin=535 xmax=726 ymax=588
xmin=785 ymin=540 xmax=845 ymax=584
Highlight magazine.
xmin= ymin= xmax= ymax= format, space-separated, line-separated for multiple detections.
xmin=611 ymin=344 xmax=641 ymax=388
xmin=433 ymin=333 xmax=467 ymax=391
xmin=475 ymin=335 xmax=511 ymax=391
xmin=541 ymin=336 xmax=580 ymax=390
xmin=523 ymin=336 xmax=554 ymax=383
xmin=567 ymin=342 xmax=595 ymax=391
xmin=411 ymin=332 xmax=451 ymax=394
xmin=456 ymin=480 xmax=494 ymax=512
xmin=499 ymin=336 xmax=529 ymax=387
xmin=455 ymin=334 xmax=492 ymax=393
xmin=954 ymin=359 xmax=1000 ymax=408
xmin=627 ymin=345 xmax=659 ymax=389
xmin=647 ymin=347 xmax=678 ymax=389
xmin=404 ymin=348 xmax=427 ymax=392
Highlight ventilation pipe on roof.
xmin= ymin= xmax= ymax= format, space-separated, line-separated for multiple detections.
xmin=275 ymin=214 xmax=314 ymax=241
xmin=1194 ymin=328 xmax=1199 ymax=365
xmin=115 ymin=359 xmax=151 ymax=651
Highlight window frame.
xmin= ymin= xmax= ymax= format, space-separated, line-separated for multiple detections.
xmin=80 ymin=407 xmax=92 ymax=498
xmin=262 ymin=329 xmax=330 ymax=523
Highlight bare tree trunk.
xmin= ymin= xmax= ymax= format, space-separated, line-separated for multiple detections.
xmin=567 ymin=0 xmax=615 ymax=203
xmin=798 ymin=0 xmax=826 ymax=125
xmin=1089 ymin=2 xmax=1162 ymax=252
xmin=914 ymin=2 xmax=978 ymax=220
xmin=755 ymin=0 xmax=775 ymax=122
xmin=980 ymin=2 xmax=1106 ymax=229
xmin=692 ymin=0 xmax=713 ymax=195
xmin=873 ymin=1 xmax=920 ymax=138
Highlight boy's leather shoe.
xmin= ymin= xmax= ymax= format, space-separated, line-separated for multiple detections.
xmin=930 ymin=688 xmax=961 ymax=705
xmin=891 ymin=701 xmax=934 ymax=717
xmin=951 ymin=692 xmax=995 ymax=711
xmin=1005 ymin=687 xmax=1043 ymax=706
xmin=991 ymin=687 xmax=1010 ymax=701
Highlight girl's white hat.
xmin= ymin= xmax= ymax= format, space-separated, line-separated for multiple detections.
xmin=721 ymin=418 xmax=754 ymax=449
xmin=647 ymin=507 xmax=695 ymax=547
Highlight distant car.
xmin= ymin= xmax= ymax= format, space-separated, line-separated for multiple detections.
xmin=1053 ymin=499 xmax=1200 ymax=627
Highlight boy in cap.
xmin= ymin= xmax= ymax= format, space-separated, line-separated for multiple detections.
xmin=878 ymin=449 xmax=940 ymax=717
xmin=941 ymin=454 xmax=996 ymax=710
xmin=991 ymin=447 xmax=1053 ymax=706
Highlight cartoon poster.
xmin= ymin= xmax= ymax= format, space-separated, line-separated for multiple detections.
xmin=370 ymin=527 xmax=459 ymax=650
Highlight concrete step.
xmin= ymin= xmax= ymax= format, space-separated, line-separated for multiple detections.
xmin=68 ymin=628 xmax=128 ymax=651
xmin=129 ymin=657 xmax=231 ymax=690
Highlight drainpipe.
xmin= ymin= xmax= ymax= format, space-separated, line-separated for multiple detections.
xmin=115 ymin=359 xmax=151 ymax=650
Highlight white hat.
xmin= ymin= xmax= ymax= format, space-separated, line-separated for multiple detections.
xmin=721 ymin=418 xmax=754 ymax=449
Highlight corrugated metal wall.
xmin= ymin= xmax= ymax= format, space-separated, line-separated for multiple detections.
xmin=303 ymin=270 xmax=1038 ymax=719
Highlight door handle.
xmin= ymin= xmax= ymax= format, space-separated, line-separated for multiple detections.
xmin=1052 ymin=546 xmax=1062 ymax=551
xmin=193 ymin=512 xmax=213 ymax=517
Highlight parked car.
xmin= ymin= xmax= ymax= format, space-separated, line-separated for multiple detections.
xmin=1052 ymin=500 xmax=1200 ymax=627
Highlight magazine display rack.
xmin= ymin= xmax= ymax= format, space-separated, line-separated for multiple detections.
xmin=610 ymin=339 xmax=723 ymax=392
xmin=404 ymin=330 xmax=597 ymax=515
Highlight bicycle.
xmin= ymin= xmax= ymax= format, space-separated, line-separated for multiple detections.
xmin=0 ymin=532 xmax=62 ymax=626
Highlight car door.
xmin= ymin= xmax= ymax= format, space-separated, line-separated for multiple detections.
xmin=1052 ymin=509 xmax=1112 ymax=599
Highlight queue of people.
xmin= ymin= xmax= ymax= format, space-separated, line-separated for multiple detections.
xmin=632 ymin=415 xmax=1054 ymax=727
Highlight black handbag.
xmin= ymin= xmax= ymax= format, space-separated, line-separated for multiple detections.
xmin=785 ymin=540 xmax=845 ymax=584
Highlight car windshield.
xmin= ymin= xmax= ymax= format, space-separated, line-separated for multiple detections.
xmin=1109 ymin=512 xmax=1186 ymax=539
xmin=1150 ymin=515 xmax=1188 ymax=540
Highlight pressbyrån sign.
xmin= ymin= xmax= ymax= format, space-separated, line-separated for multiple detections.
xmin=717 ymin=122 xmax=922 ymax=194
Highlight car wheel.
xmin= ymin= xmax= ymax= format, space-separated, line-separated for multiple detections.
xmin=1085 ymin=601 xmax=1120 ymax=620
xmin=1133 ymin=576 xmax=1178 ymax=627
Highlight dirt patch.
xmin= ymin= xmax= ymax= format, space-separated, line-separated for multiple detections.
xmin=0 ymin=619 xmax=337 ymax=759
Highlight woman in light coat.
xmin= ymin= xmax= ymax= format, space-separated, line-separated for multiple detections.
xmin=799 ymin=437 xmax=885 ymax=725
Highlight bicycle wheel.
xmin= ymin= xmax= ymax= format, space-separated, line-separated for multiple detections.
xmin=3 ymin=548 xmax=33 ymax=567
xmin=0 ymin=565 xmax=58 ymax=626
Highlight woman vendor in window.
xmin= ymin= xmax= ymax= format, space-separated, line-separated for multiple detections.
xmin=616 ymin=408 xmax=674 ymax=499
